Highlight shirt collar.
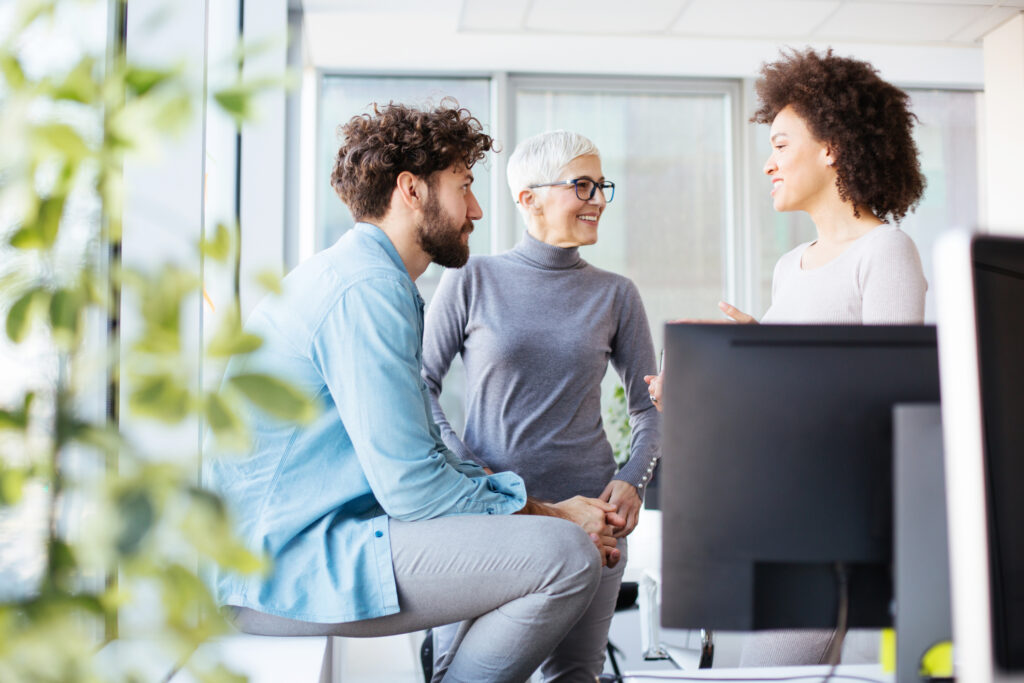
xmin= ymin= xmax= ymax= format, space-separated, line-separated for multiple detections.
xmin=353 ymin=222 xmax=424 ymax=307
xmin=354 ymin=222 xmax=410 ymax=276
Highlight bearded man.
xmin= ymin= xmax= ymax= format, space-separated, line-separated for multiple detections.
xmin=203 ymin=102 xmax=621 ymax=683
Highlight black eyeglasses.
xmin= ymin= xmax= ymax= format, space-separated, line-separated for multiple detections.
xmin=527 ymin=177 xmax=615 ymax=203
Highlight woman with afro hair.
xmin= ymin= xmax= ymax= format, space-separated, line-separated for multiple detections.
xmin=646 ymin=48 xmax=928 ymax=666
xmin=720 ymin=47 xmax=928 ymax=326
xmin=647 ymin=48 xmax=928 ymax=402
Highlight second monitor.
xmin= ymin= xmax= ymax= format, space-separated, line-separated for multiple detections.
xmin=659 ymin=323 xmax=939 ymax=631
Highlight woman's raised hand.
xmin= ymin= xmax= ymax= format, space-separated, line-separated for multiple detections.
xmin=717 ymin=301 xmax=758 ymax=324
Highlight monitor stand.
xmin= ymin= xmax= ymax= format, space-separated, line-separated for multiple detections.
xmin=894 ymin=403 xmax=952 ymax=682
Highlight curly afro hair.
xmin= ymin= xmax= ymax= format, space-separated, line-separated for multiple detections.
xmin=751 ymin=48 xmax=925 ymax=223
xmin=331 ymin=99 xmax=494 ymax=221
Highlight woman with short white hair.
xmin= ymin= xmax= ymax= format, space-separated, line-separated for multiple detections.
xmin=422 ymin=130 xmax=661 ymax=681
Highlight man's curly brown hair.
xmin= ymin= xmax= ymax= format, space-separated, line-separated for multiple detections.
xmin=330 ymin=100 xmax=494 ymax=222
xmin=751 ymin=48 xmax=925 ymax=223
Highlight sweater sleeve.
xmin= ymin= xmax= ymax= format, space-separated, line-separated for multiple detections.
xmin=421 ymin=266 xmax=485 ymax=466
xmin=608 ymin=278 xmax=662 ymax=495
xmin=860 ymin=229 xmax=927 ymax=324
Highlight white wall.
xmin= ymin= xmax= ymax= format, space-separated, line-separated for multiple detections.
xmin=982 ymin=13 xmax=1024 ymax=234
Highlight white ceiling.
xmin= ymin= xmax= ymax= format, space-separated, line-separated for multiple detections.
xmin=299 ymin=0 xmax=1024 ymax=46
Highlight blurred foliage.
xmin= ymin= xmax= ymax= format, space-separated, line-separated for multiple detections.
xmin=0 ymin=1 xmax=303 ymax=681
xmin=606 ymin=384 xmax=631 ymax=467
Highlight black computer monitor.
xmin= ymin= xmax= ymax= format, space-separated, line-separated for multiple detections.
xmin=660 ymin=323 xmax=940 ymax=631
xmin=937 ymin=232 xmax=1024 ymax=683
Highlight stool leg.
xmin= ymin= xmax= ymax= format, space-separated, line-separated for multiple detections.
xmin=607 ymin=640 xmax=623 ymax=677
xmin=420 ymin=628 xmax=433 ymax=683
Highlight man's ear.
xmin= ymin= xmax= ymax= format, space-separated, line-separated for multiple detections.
xmin=518 ymin=188 xmax=543 ymax=215
xmin=395 ymin=171 xmax=427 ymax=210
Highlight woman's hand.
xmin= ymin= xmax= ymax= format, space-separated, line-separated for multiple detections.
xmin=643 ymin=373 xmax=663 ymax=412
xmin=551 ymin=496 xmax=623 ymax=568
xmin=551 ymin=495 xmax=622 ymax=536
xmin=600 ymin=480 xmax=642 ymax=538
xmin=717 ymin=301 xmax=758 ymax=324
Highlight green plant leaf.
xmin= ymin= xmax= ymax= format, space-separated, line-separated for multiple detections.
xmin=10 ymin=195 xmax=65 ymax=250
xmin=116 ymin=489 xmax=154 ymax=556
xmin=128 ymin=374 xmax=190 ymax=423
xmin=206 ymin=306 xmax=262 ymax=357
xmin=49 ymin=287 xmax=82 ymax=348
xmin=51 ymin=56 xmax=99 ymax=103
xmin=0 ymin=393 xmax=32 ymax=431
xmin=0 ymin=410 xmax=21 ymax=431
xmin=69 ymin=424 xmax=123 ymax=455
xmin=0 ymin=53 xmax=26 ymax=90
xmin=213 ymin=86 xmax=253 ymax=125
xmin=12 ymin=1 xmax=56 ymax=36
xmin=255 ymin=268 xmax=283 ymax=295
xmin=195 ymin=663 xmax=249 ymax=683
xmin=229 ymin=373 xmax=315 ymax=423
xmin=33 ymin=124 xmax=91 ymax=162
xmin=123 ymin=64 xmax=178 ymax=96
xmin=5 ymin=288 xmax=49 ymax=343
xmin=200 ymin=222 xmax=232 ymax=261
xmin=46 ymin=538 xmax=78 ymax=589
xmin=183 ymin=488 xmax=263 ymax=574
xmin=204 ymin=393 xmax=248 ymax=450
xmin=0 ymin=468 xmax=26 ymax=505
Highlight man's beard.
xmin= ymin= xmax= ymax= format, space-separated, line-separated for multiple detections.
xmin=416 ymin=192 xmax=472 ymax=268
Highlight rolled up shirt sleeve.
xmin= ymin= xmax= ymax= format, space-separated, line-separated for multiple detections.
xmin=314 ymin=274 xmax=525 ymax=519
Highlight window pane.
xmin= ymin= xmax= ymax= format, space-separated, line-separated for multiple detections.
xmin=902 ymin=89 xmax=980 ymax=322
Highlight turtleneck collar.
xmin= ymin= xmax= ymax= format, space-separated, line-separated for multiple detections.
xmin=512 ymin=230 xmax=584 ymax=270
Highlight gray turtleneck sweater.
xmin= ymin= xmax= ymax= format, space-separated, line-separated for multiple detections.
xmin=422 ymin=231 xmax=661 ymax=503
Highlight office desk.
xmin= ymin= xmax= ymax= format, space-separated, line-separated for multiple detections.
xmin=622 ymin=663 xmax=890 ymax=682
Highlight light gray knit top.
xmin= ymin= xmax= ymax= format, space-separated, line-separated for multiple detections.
xmin=761 ymin=223 xmax=927 ymax=324
xmin=421 ymin=231 xmax=661 ymax=503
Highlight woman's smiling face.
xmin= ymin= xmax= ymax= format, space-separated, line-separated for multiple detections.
xmin=763 ymin=105 xmax=836 ymax=215
xmin=528 ymin=154 xmax=607 ymax=248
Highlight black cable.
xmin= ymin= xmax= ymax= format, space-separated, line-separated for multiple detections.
xmin=821 ymin=562 xmax=851 ymax=683
xmin=611 ymin=564 xmax=862 ymax=683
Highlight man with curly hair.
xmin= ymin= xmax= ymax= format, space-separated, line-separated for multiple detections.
xmin=205 ymin=102 xmax=620 ymax=682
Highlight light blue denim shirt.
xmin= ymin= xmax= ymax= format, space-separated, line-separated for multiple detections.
xmin=204 ymin=222 xmax=527 ymax=623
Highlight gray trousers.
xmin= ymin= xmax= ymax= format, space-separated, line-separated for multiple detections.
xmin=434 ymin=538 xmax=626 ymax=682
xmin=230 ymin=514 xmax=603 ymax=683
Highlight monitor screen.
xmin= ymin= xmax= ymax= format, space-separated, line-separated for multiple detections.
xmin=939 ymin=233 xmax=1024 ymax=682
xmin=660 ymin=324 xmax=939 ymax=631
xmin=974 ymin=237 xmax=1024 ymax=669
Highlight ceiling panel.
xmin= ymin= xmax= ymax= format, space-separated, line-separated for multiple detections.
xmin=949 ymin=5 xmax=1021 ymax=41
xmin=460 ymin=0 xmax=530 ymax=31
xmin=852 ymin=0 xmax=1003 ymax=4
xmin=814 ymin=1 xmax=988 ymax=42
xmin=525 ymin=0 xmax=685 ymax=34
xmin=302 ymin=0 xmax=460 ymax=11
xmin=672 ymin=0 xmax=841 ymax=38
